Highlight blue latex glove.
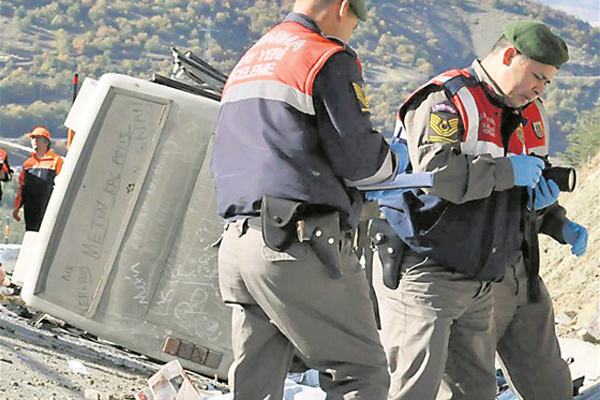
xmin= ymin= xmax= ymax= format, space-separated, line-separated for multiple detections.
xmin=364 ymin=188 xmax=406 ymax=202
xmin=390 ymin=140 xmax=409 ymax=174
xmin=528 ymin=177 xmax=560 ymax=210
xmin=365 ymin=138 xmax=410 ymax=201
xmin=562 ymin=221 xmax=588 ymax=257
xmin=509 ymin=154 xmax=545 ymax=188
xmin=364 ymin=140 xmax=410 ymax=201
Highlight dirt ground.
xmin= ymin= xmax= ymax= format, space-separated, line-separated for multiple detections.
xmin=0 ymin=304 xmax=225 ymax=400
xmin=0 ymin=307 xmax=154 ymax=400
xmin=540 ymin=153 xmax=600 ymax=339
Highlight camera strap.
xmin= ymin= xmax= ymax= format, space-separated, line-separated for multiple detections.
xmin=522 ymin=194 xmax=541 ymax=303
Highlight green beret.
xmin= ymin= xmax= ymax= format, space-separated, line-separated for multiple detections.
xmin=503 ymin=20 xmax=569 ymax=68
xmin=349 ymin=0 xmax=368 ymax=21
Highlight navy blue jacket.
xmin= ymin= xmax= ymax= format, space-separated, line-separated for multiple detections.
xmin=211 ymin=13 xmax=396 ymax=230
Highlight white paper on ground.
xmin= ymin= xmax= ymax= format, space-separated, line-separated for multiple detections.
xmin=559 ymin=338 xmax=600 ymax=390
xmin=67 ymin=358 xmax=90 ymax=375
xmin=148 ymin=360 xmax=205 ymax=400
xmin=283 ymin=378 xmax=325 ymax=400
xmin=207 ymin=376 xmax=325 ymax=400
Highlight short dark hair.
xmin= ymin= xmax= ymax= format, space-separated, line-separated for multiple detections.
xmin=489 ymin=34 xmax=528 ymax=63
xmin=314 ymin=0 xmax=337 ymax=8
xmin=490 ymin=35 xmax=514 ymax=55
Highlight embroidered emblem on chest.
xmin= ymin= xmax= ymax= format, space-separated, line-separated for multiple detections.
xmin=533 ymin=121 xmax=545 ymax=139
xmin=481 ymin=114 xmax=497 ymax=138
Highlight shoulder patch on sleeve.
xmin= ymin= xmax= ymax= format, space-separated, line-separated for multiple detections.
xmin=352 ymin=82 xmax=371 ymax=113
xmin=431 ymin=101 xmax=457 ymax=115
xmin=429 ymin=111 xmax=459 ymax=144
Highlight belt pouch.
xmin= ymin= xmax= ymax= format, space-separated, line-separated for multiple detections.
xmin=261 ymin=195 xmax=303 ymax=252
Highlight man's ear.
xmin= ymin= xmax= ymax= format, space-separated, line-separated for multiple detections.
xmin=338 ymin=0 xmax=351 ymax=20
xmin=502 ymin=46 xmax=519 ymax=66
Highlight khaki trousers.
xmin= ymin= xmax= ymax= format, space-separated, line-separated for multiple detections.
xmin=373 ymin=253 xmax=497 ymax=400
xmin=494 ymin=256 xmax=572 ymax=400
xmin=218 ymin=221 xmax=390 ymax=400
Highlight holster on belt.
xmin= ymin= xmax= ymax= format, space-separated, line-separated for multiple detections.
xmin=260 ymin=195 xmax=304 ymax=252
xmin=302 ymin=212 xmax=343 ymax=279
xmin=368 ymin=218 xmax=405 ymax=289
xmin=260 ymin=195 xmax=343 ymax=279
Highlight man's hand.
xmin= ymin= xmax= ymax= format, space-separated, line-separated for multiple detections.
xmin=509 ymin=154 xmax=545 ymax=188
xmin=12 ymin=208 xmax=20 ymax=222
xmin=528 ymin=177 xmax=560 ymax=210
xmin=562 ymin=221 xmax=588 ymax=257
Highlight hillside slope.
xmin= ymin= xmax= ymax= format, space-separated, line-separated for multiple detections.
xmin=0 ymin=0 xmax=598 ymax=154
xmin=540 ymin=153 xmax=600 ymax=337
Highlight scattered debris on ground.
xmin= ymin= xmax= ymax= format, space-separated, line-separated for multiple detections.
xmin=0 ymin=289 xmax=226 ymax=400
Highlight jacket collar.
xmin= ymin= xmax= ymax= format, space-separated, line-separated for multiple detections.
xmin=284 ymin=12 xmax=322 ymax=33
xmin=283 ymin=12 xmax=352 ymax=55
xmin=31 ymin=149 xmax=56 ymax=161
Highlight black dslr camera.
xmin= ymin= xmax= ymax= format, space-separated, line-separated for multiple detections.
xmin=531 ymin=154 xmax=577 ymax=192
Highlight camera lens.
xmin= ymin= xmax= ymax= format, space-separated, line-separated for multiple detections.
xmin=545 ymin=166 xmax=577 ymax=192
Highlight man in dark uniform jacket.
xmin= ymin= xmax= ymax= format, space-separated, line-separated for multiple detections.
xmin=372 ymin=21 xmax=587 ymax=400
xmin=210 ymin=0 xmax=408 ymax=399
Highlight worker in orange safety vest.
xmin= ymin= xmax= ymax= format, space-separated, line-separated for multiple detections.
xmin=13 ymin=127 xmax=64 ymax=232
xmin=0 ymin=148 xmax=13 ymax=203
